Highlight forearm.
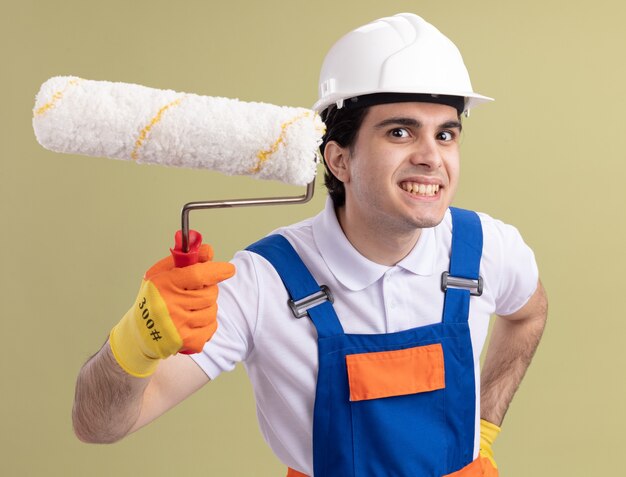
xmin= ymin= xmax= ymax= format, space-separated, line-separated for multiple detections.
xmin=480 ymin=280 xmax=548 ymax=426
xmin=72 ymin=339 xmax=150 ymax=443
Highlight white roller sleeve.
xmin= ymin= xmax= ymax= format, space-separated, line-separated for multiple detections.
xmin=33 ymin=76 xmax=325 ymax=186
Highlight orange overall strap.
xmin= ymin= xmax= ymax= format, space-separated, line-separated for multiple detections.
xmin=286 ymin=468 xmax=308 ymax=477
xmin=288 ymin=458 xmax=495 ymax=477
xmin=442 ymin=455 xmax=499 ymax=477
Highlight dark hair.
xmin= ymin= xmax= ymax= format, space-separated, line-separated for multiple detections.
xmin=319 ymin=105 xmax=369 ymax=207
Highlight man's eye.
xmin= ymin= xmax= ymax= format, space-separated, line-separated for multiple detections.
xmin=437 ymin=131 xmax=454 ymax=141
xmin=390 ymin=128 xmax=410 ymax=138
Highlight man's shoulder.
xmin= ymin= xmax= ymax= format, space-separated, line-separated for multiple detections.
xmin=443 ymin=207 xmax=525 ymax=236
xmin=268 ymin=215 xmax=317 ymax=254
xmin=239 ymin=213 xmax=319 ymax=264
xmin=275 ymin=214 xmax=317 ymax=235
xmin=475 ymin=210 xmax=528 ymax=247
xmin=436 ymin=207 xmax=532 ymax=255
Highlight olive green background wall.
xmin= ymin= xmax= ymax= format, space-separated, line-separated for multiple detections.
xmin=2 ymin=0 xmax=624 ymax=475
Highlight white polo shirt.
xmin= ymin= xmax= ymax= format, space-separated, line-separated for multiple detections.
xmin=191 ymin=198 xmax=538 ymax=475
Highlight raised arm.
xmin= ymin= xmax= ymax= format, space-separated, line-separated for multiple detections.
xmin=72 ymin=244 xmax=234 ymax=443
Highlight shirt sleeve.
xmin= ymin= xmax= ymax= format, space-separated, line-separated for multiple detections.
xmin=190 ymin=250 xmax=260 ymax=380
xmin=480 ymin=214 xmax=539 ymax=317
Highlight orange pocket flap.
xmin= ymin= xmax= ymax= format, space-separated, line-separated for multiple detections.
xmin=346 ymin=343 xmax=445 ymax=401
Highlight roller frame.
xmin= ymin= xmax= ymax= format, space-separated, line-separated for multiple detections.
xmin=180 ymin=178 xmax=316 ymax=252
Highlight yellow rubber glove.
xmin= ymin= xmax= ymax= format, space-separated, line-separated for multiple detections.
xmin=109 ymin=244 xmax=235 ymax=378
xmin=479 ymin=419 xmax=501 ymax=476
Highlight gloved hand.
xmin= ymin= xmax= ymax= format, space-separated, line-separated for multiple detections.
xmin=479 ymin=419 xmax=501 ymax=476
xmin=109 ymin=244 xmax=235 ymax=378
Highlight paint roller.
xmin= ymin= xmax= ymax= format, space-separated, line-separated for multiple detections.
xmin=33 ymin=76 xmax=325 ymax=265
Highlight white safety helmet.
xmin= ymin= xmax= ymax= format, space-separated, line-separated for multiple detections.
xmin=312 ymin=13 xmax=493 ymax=115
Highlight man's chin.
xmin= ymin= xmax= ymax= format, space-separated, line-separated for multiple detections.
xmin=409 ymin=210 xmax=448 ymax=230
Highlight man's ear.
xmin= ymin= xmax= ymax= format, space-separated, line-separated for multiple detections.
xmin=324 ymin=141 xmax=350 ymax=183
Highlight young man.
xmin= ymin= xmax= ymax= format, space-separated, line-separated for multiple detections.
xmin=73 ymin=13 xmax=547 ymax=477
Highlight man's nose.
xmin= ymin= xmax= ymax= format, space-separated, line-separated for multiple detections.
xmin=409 ymin=138 xmax=442 ymax=169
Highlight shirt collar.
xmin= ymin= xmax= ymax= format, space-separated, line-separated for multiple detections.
xmin=312 ymin=198 xmax=437 ymax=291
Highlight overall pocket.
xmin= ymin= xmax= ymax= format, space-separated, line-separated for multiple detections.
xmin=346 ymin=343 xmax=447 ymax=477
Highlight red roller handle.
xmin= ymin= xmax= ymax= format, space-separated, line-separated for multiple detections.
xmin=171 ymin=229 xmax=203 ymax=355
xmin=170 ymin=229 xmax=203 ymax=268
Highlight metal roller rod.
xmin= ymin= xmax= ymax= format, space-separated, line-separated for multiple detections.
xmin=181 ymin=178 xmax=316 ymax=252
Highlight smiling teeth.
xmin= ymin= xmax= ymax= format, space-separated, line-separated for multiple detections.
xmin=401 ymin=182 xmax=440 ymax=196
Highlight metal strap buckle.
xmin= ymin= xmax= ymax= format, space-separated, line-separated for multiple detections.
xmin=441 ymin=272 xmax=484 ymax=297
xmin=288 ymin=285 xmax=334 ymax=319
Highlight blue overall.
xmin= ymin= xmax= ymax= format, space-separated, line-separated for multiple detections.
xmin=247 ymin=207 xmax=483 ymax=477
